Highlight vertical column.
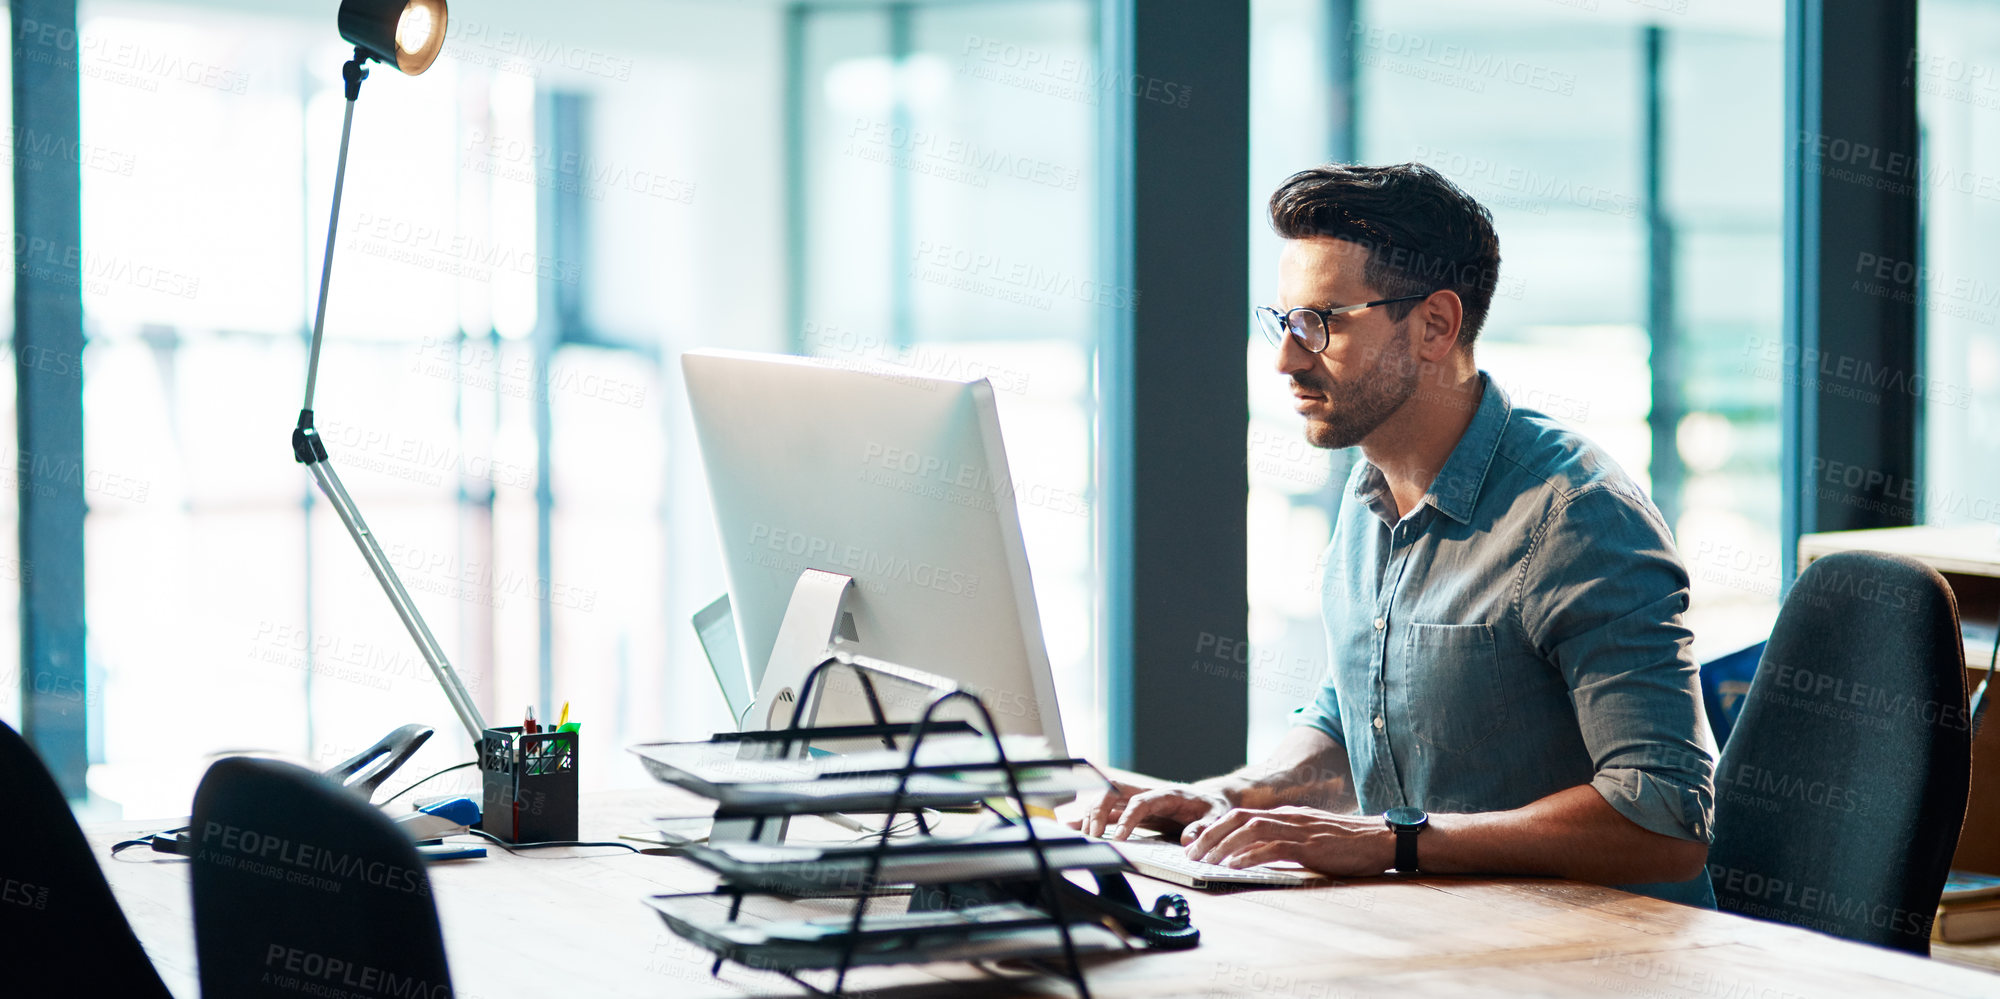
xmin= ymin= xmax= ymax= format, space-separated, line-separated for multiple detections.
xmin=1326 ymin=0 xmax=1359 ymax=166
xmin=1644 ymin=25 xmax=1683 ymax=530
xmin=1781 ymin=0 xmax=1920 ymax=583
xmin=533 ymin=91 xmax=595 ymax=719
xmin=782 ymin=5 xmax=809 ymax=355
xmin=886 ymin=3 xmax=914 ymax=353
xmin=1098 ymin=0 xmax=1250 ymax=780
xmin=1323 ymin=0 xmax=1360 ymax=521
xmin=532 ymin=92 xmax=584 ymax=718
xmin=12 ymin=0 xmax=88 ymax=796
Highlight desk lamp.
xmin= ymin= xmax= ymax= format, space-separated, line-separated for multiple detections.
xmin=290 ymin=0 xmax=488 ymax=794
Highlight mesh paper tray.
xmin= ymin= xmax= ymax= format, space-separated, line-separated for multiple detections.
xmin=644 ymin=892 xmax=1129 ymax=971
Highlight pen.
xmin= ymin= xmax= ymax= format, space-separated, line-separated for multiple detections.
xmin=558 ymin=701 xmax=570 ymax=728
xmin=557 ymin=720 xmax=578 ymax=770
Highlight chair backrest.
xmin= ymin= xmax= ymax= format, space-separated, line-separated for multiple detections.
xmin=191 ymin=756 xmax=453 ymax=998
xmin=0 ymin=719 xmax=172 ymax=997
xmin=1710 ymin=551 xmax=1971 ymax=953
xmin=1700 ymin=640 xmax=1764 ymax=745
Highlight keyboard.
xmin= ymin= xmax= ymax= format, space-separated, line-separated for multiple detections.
xmin=1107 ymin=838 xmax=1310 ymax=889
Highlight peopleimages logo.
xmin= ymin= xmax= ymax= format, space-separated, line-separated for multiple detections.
xmin=1 ymin=875 xmax=49 ymax=910
xmin=1719 ymin=761 xmax=1866 ymax=815
xmin=199 ymin=821 xmax=430 ymax=897
xmin=1765 ymin=661 xmax=1968 ymax=732
xmin=1709 ymin=864 xmax=1931 ymax=938
xmin=747 ymin=523 xmax=979 ymax=599
xmin=262 ymin=944 xmax=451 ymax=999
xmin=959 ymin=35 xmax=1193 ymax=109
xmin=1349 ymin=24 xmax=1578 ymax=96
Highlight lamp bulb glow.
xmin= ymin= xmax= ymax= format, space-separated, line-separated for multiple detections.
xmin=395 ymin=4 xmax=434 ymax=54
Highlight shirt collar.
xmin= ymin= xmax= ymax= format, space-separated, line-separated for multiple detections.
xmin=1349 ymin=372 xmax=1511 ymax=527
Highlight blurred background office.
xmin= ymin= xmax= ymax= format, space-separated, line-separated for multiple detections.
xmin=4 ymin=0 xmax=1992 ymax=815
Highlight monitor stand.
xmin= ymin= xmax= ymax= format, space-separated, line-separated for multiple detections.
xmin=753 ymin=569 xmax=858 ymax=731
xmin=712 ymin=569 xmax=856 ymax=846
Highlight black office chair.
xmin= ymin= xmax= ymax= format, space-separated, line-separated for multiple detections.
xmin=191 ymin=756 xmax=454 ymax=997
xmin=0 ymin=718 xmax=173 ymax=997
xmin=1709 ymin=551 xmax=1971 ymax=954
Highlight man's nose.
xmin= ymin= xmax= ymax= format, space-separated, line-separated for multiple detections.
xmin=1273 ymin=331 xmax=1312 ymax=375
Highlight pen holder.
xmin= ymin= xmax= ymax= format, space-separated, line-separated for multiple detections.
xmin=476 ymin=725 xmax=579 ymax=844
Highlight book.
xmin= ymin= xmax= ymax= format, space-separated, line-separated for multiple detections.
xmin=1934 ymin=896 xmax=2000 ymax=944
xmin=1941 ymin=869 xmax=2000 ymax=904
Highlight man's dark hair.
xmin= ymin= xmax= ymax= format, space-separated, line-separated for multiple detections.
xmin=1267 ymin=162 xmax=1502 ymax=349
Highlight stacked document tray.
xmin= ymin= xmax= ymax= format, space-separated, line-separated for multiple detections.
xmin=677 ymin=819 xmax=1131 ymax=895
xmin=628 ymin=731 xmax=1097 ymax=815
xmin=644 ymin=896 xmax=1131 ymax=971
xmin=629 ymin=653 xmax=1199 ymax=998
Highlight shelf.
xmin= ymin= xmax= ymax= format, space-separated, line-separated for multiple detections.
xmin=1968 ymin=634 xmax=1998 ymax=673
xmin=1799 ymin=526 xmax=2000 ymax=580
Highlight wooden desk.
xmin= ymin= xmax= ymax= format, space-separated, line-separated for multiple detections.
xmin=90 ymin=788 xmax=1999 ymax=998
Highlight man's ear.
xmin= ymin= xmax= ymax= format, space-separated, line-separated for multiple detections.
xmin=1414 ymin=290 xmax=1465 ymax=362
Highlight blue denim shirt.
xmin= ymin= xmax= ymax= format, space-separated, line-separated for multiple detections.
xmin=1293 ymin=373 xmax=1716 ymax=907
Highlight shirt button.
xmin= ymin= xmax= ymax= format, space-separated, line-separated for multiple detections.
xmin=1373 ymin=617 xmax=1386 ymax=631
xmin=1373 ymin=715 xmax=1385 ymax=730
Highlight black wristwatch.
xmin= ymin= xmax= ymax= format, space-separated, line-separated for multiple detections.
xmin=1384 ymin=806 xmax=1429 ymax=872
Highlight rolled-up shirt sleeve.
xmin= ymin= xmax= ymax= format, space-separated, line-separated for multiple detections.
xmin=1515 ymin=484 xmax=1715 ymax=844
xmin=1292 ymin=672 xmax=1347 ymax=747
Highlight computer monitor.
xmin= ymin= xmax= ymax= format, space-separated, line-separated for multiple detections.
xmin=681 ymin=349 xmax=1067 ymax=755
xmin=691 ymin=593 xmax=754 ymax=730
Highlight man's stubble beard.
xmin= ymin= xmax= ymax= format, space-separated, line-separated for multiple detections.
xmin=1301 ymin=325 xmax=1419 ymax=450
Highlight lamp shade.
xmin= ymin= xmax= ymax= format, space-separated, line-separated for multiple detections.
xmin=338 ymin=0 xmax=448 ymax=75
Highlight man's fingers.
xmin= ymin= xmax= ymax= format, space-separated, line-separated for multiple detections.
xmin=1179 ymin=817 xmax=1209 ymax=846
xmin=1194 ymin=822 xmax=1272 ymax=866
xmin=1088 ymin=780 xmax=1151 ymax=837
xmin=1179 ymin=793 xmax=1232 ymax=843
xmin=1084 ymin=791 xmax=1126 ymax=838
xmin=1193 ymin=813 xmax=1301 ymax=866
xmin=1185 ymin=807 xmax=1256 ymax=859
xmin=1108 ymin=790 xmax=1172 ymax=840
xmin=1221 ymin=841 xmax=1295 ymax=870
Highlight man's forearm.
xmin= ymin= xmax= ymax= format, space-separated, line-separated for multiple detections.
xmin=1193 ymin=726 xmax=1357 ymax=813
xmin=1422 ymin=784 xmax=1707 ymax=885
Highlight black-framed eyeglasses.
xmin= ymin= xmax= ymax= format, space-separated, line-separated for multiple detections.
xmin=1253 ymin=293 xmax=1433 ymax=353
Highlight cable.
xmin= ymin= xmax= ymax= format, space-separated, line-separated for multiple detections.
xmin=839 ymin=818 xmax=924 ymax=844
xmin=378 ymin=761 xmax=479 ymax=808
xmin=113 ymin=761 xmax=476 ymax=859
xmin=110 ymin=825 xmax=189 ymax=858
xmin=1970 ymin=624 xmax=1998 ymax=736
xmin=464 ymin=828 xmax=640 ymax=855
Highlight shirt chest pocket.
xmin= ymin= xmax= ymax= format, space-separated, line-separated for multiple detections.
xmin=1400 ymin=622 xmax=1507 ymax=754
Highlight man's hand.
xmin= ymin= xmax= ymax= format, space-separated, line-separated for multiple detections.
xmin=1064 ymin=779 xmax=1229 ymax=840
xmin=1183 ymin=805 xmax=1395 ymax=877
xmin=1060 ymin=778 xmax=1155 ymax=836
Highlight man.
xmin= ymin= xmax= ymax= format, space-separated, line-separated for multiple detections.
xmin=1074 ymin=163 xmax=1716 ymax=905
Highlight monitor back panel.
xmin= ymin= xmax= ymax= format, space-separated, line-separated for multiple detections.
xmin=681 ymin=350 xmax=1066 ymax=754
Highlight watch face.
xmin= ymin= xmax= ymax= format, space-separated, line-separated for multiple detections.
xmin=1384 ymin=806 xmax=1428 ymax=830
